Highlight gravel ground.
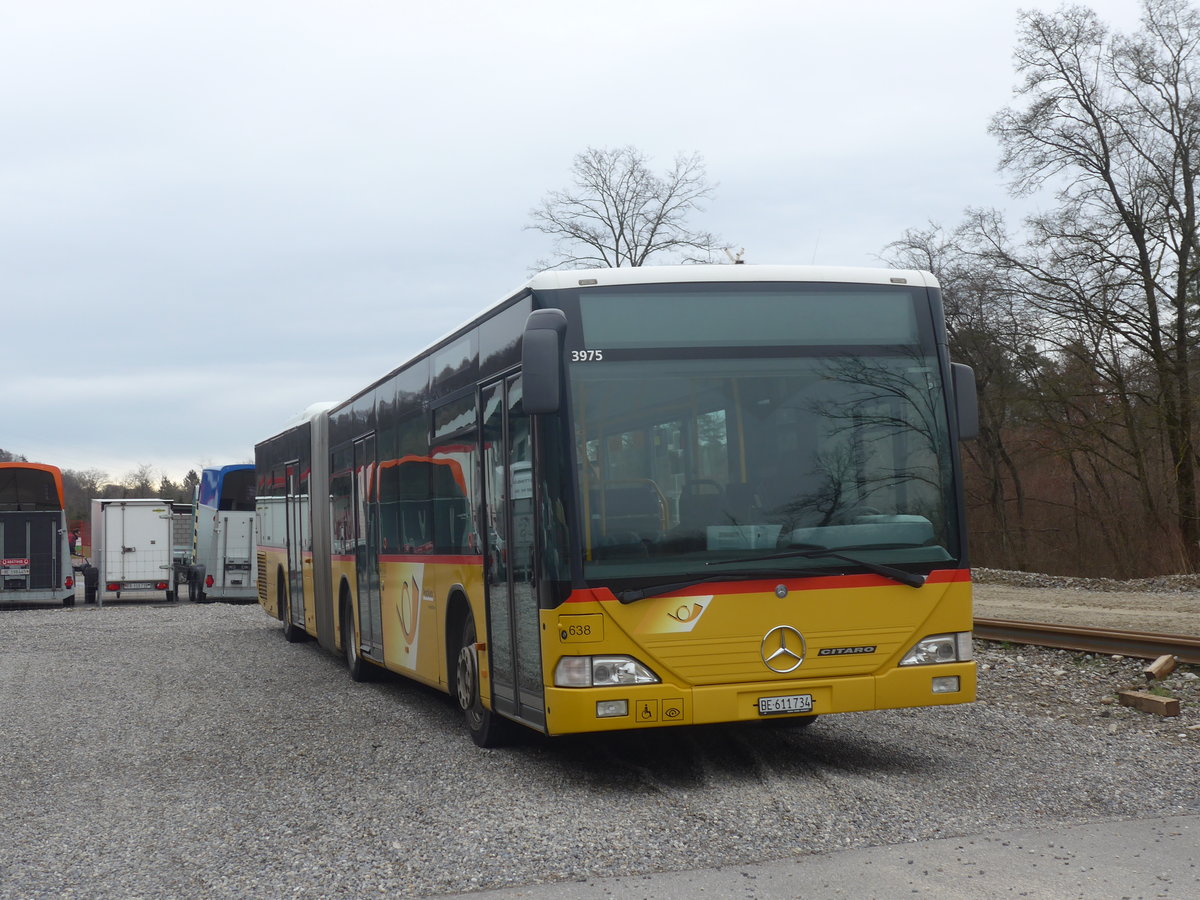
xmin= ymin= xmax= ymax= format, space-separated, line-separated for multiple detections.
xmin=974 ymin=567 xmax=1200 ymax=635
xmin=1 ymin=592 xmax=1198 ymax=900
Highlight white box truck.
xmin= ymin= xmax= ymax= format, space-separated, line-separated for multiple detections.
xmin=187 ymin=465 xmax=257 ymax=602
xmin=90 ymin=498 xmax=176 ymax=602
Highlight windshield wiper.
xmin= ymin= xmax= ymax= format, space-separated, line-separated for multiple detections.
xmin=616 ymin=569 xmax=828 ymax=604
xmin=705 ymin=546 xmax=927 ymax=589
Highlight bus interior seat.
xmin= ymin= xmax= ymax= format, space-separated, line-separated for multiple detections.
xmin=677 ymin=479 xmax=723 ymax=528
xmin=678 ymin=480 xmax=757 ymax=530
xmin=591 ymin=482 xmax=664 ymax=542
xmin=592 ymin=531 xmax=648 ymax=559
xmin=724 ymin=482 xmax=757 ymax=521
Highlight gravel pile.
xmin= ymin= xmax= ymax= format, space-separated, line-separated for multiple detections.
xmin=974 ymin=566 xmax=1200 ymax=593
xmin=975 ymin=640 xmax=1200 ymax=738
xmin=1 ymin=601 xmax=1197 ymax=899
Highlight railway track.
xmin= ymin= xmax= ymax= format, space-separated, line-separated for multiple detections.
xmin=974 ymin=617 xmax=1200 ymax=665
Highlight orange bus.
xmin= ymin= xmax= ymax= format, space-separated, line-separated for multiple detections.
xmin=0 ymin=463 xmax=75 ymax=606
xmin=256 ymin=266 xmax=979 ymax=745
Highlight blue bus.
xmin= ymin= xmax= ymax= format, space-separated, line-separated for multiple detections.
xmin=188 ymin=464 xmax=257 ymax=602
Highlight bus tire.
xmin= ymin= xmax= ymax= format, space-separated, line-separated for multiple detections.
xmin=455 ymin=612 xmax=513 ymax=748
xmin=280 ymin=571 xmax=306 ymax=643
xmin=341 ymin=597 xmax=371 ymax=682
xmin=82 ymin=566 xmax=98 ymax=604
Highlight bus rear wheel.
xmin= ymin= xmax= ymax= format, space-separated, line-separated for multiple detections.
xmin=280 ymin=572 xmax=305 ymax=643
xmin=456 ymin=614 xmax=513 ymax=748
xmin=342 ymin=600 xmax=370 ymax=682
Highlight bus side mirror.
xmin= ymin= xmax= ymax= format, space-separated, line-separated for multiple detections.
xmin=952 ymin=363 xmax=979 ymax=441
xmin=522 ymin=309 xmax=568 ymax=414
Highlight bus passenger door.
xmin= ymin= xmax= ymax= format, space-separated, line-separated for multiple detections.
xmin=482 ymin=375 xmax=544 ymax=727
xmin=353 ymin=435 xmax=383 ymax=658
xmin=284 ymin=462 xmax=306 ymax=627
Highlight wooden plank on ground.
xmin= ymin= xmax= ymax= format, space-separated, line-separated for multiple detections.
xmin=1143 ymin=655 xmax=1177 ymax=681
xmin=1117 ymin=689 xmax=1180 ymax=717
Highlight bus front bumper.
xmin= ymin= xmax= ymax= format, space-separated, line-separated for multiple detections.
xmin=542 ymin=661 xmax=977 ymax=736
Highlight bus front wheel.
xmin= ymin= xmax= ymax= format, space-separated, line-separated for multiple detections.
xmin=456 ymin=614 xmax=513 ymax=748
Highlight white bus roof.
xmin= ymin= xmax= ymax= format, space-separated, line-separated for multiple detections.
xmin=281 ymin=401 xmax=339 ymax=429
xmin=525 ymin=264 xmax=939 ymax=291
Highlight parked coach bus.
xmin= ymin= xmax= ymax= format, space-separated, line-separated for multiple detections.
xmin=256 ymin=265 xmax=979 ymax=746
xmin=188 ymin=464 xmax=257 ymax=602
xmin=0 ymin=462 xmax=75 ymax=606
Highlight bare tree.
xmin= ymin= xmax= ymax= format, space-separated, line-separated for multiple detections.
xmin=61 ymin=468 xmax=109 ymax=521
xmin=123 ymin=464 xmax=158 ymax=496
xmin=528 ymin=146 xmax=727 ymax=269
xmin=884 ymin=222 xmax=1041 ymax=569
xmin=983 ymin=0 xmax=1200 ymax=568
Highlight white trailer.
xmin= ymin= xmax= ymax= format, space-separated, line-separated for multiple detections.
xmin=188 ymin=465 xmax=257 ymax=602
xmin=90 ymin=499 xmax=175 ymax=602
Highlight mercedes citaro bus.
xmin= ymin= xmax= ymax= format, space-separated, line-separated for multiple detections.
xmin=255 ymin=265 xmax=979 ymax=746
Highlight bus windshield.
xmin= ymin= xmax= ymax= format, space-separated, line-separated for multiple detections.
xmin=0 ymin=466 xmax=63 ymax=511
xmin=568 ymin=286 xmax=958 ymax=583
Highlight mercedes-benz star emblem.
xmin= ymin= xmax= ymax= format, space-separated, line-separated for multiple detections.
xmin=761 ymin=625 xmax=806 ymax=673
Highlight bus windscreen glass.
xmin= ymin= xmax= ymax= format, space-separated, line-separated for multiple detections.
xmin=569 ymin=284 xmax=957 ymax=582
xmin=0 ymin=468 xmax=62 ymax=511
xmin=578 ymin=286 xmax=919 ymax=348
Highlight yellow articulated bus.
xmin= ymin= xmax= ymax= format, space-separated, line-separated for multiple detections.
xmin=256 ymin=265 xmax=979 ymax=746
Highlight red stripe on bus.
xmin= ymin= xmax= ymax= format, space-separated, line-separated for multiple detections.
xmin=565 ymin=568 xmax=971 ymax=602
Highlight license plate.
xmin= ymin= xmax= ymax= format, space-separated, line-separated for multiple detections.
xmin=758 ymin=693 xmax=813 ymax=716
xmin=121 ymin=582 xmax=153 ymax=590
xmin=2 ymin=558 xmax=30 ymax=576
xmin=225 ymin=562 xmax=251 ymax=571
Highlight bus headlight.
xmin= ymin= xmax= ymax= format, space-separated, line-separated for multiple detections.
xmin=899 ymin=632 xmax=972 ymax=666
xmin=554 ymin=655 xmax=661 ymax=687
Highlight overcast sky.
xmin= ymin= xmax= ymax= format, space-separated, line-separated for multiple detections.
xmin=2 ymin=0 xmax=1145 ymax=483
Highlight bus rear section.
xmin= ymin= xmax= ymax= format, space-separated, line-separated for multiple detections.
xmin=0 ymin=463 xmax=75 ymax=607
xmin=254 ymin=405 xmax=334 ymax=647
xmin=189 ymin=465 xmax=258 ymax=602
